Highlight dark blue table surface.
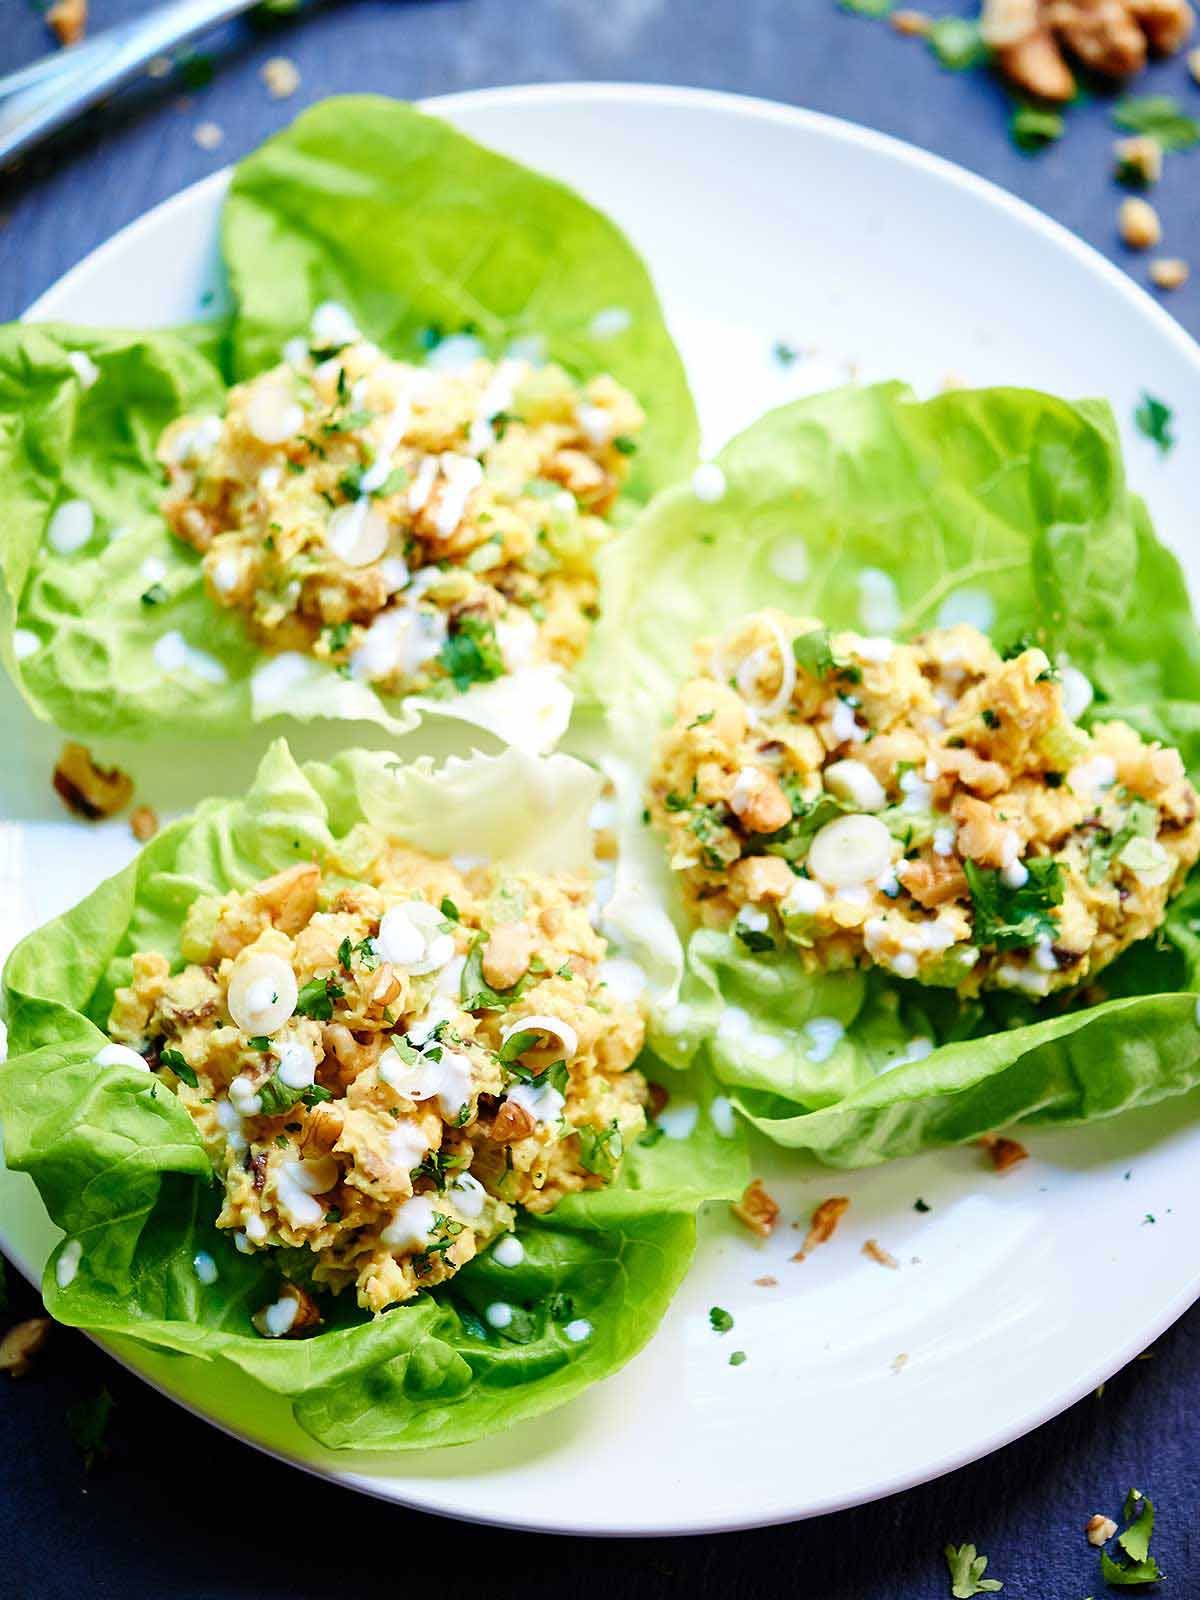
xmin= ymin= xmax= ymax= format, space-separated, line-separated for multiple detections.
xmin=2 ymin=4 xmax=1199 ymax=1596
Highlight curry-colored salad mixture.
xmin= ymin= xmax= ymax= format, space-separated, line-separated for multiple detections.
xmin=107 ymin=842 xmax=646 ymax=1327
xmin=159 ymin=309 xmax=643 ymax=698
xmin=649 ymin=611 xmax=1200 ymax=997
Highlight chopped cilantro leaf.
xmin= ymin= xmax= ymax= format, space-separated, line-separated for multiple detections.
xmin=612 ymin=435 xmax=638 ymax=455
xmin=140 ymin=583 xmax=168 ymax=607
xmin=576 ymin=1117 xmax=624 ymax=1179
xmin=964 ymin=857 xmax=1063 ymax=950
xmin=914 ymin=1197 xmax=931 ymax=1213
xmin=295 ymin=975 xmax=344 ymax=1021
xmin=440 ymin=896 xmax=460 ymax=922
xmin=686 ymin=710 xmax=715 ymax=730
xmin=247 ymin=1036 xmax=272 ymax=1052
xmin=837 ymin=0 xmax=891 ymax=14
xmin=323 ymin=620 xmax=353 ymax=654
xmin=440 ymin=616 xmax=505 ymax=691
xmin=1010 ymin=102 xmax=1063 ymax=152
xmin=159 ymin=1048 xmax=197 ymax=1088
xmin=1118 ymin=1488 xmax=1155 ymax=1564
xmin=1113 ymin=94 xmax=1200 ymax=151
xmin=772 ymin=340 xmax=798 ymax=366
xmin=944 ymin=1543 xmax=1003 ymax=1596
xmin=729 ymin=1349 xmax=748 ymax=1367
xmin=735 ymin=924 xmax=776 ymax=954
xmin=1134 ymin=392 xmax=1175 ymax=456
xmin=927 ymin=16 xmax=988 ymax=70
xmin=709 ymin=1306 xmax=734 ymax=1334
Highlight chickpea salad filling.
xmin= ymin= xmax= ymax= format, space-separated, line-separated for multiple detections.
xmin=649 ymin=611 xmax=1200 ymax=999
xmin=106 ymin=846 xmax=648 ymax=1326
xmin=159 ymin=304 xmax=644 ymax=701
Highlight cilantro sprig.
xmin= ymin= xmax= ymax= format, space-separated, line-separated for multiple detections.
xmin=964 ymin=857 xmax=1063 ymax=950
xmin=943 ymin=1543 xmax=1002 ymax=1597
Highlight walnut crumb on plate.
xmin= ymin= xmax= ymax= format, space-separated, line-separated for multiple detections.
xmin=731 ymin=1178 xmax=780 ymax=1237
xmin=979 ymin=1133 xmax=1029 ymax=1172
xmin=862 ymin=1238 xmax=899 ymax=1269
xmin=792 ymin=1195 xmax=850 ymax=1261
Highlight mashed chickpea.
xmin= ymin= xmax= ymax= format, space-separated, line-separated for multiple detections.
xmin=106 ymin=842 xmax=646 ymax=1325
xmin=159 ymin=312 xmax=643 ymax=700
xmin=649 ymin=610 xmax=1200 ymax=998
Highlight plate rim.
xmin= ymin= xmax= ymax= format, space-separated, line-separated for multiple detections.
xmin=9 ymin=79 xmax=1200 ymax=1538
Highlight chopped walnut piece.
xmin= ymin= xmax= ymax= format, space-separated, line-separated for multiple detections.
xmin=891 ymin=7 xmax=933 ymax=32
xmin=260 ymin=56 xmax=301 ymax=100
xmin=647 ymin=1081 xmax=670 ymax=1119
xmin=1149 ymin=256 xmax=1190 ymax=289
xmin=793 ymin=1195 xmax=850 ymax=1261
xmin=481 ymin=922 xmax=534 ymax=990
xmin=731 ymin=1179 xmax=781 ymax=1238
xmin=252 ymin=1280 xmax=321 ymax=1339
xmin=53 ymin=743 xmax=134 ymax=819
xmin=1130 ymin=0 xmax=1195 ymax=53
xmin=1086 ymin=1513 xmax=1119 ymax=1545
xmin=979 ymin=1133 xmax=1030 ymax=1172
xmin=46 ymin=0 xmax=87 ymax=46
xmin=0 ymin=1317 xmax=52 ymax=1377
xmin=1119 ymin=195 xmax=1162 ymax=249
xmin=753 ymin=1274 xmax=779 ymax=1287
xmin=130 ymin=805 xmax=159 ymax=843
xmin=988 ymin=0 xmax=1195 ymax=100
xmin=491 ymin=1098 xmax=537 ymax=1144
xmin=862 ymin=1238 xmax=900 ymax=1269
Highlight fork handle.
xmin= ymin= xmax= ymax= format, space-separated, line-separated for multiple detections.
xmin=0 ymin=0 xmax=256 ymax=168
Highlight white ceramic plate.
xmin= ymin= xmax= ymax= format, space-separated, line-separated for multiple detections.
xmin=3 ymin=84 xmax=1200 ymax=1538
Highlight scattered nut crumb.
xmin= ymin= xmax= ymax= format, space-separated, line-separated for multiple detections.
xmin=46 ymin=0 xmax=87 ymax=47
xmin=978 ymin=1133 xmax=1029 ymax=1172
xmin=1086 ymin=1513 xmax=1118 ymax=1546
xmin=1114 ymin=133 xmax=1163 ymax=187
xmin=1119 ymin=196 xmax=1162 ymax=251
xmin=731 ymin=1179 xmax=781 ymax=1238
xmin=130 ymin=805 xmax=159 ymax=843
xmin=260 ymin=55 xmax=301 ymax=99
xmin=753 ymin=1275 xmax=778 ymax=1287
xmin=862 ymin=1238 xmax=900 ymax=1269
xmin=792 ymin=1196 xmax=850 ymax=1261
xmin=891 ymin=8 xmax=932 ymax=34
xmin=1190 ymin=43 xmax=1200 ymax=78
xmin=0 ymin=1317 xmax=51 ymax=1377
xmin=147 ymin=55 xmax=173 ymax=80
xmin=193 ymin=121 xmax=224 ymax=152
xmin=891 ymin=1352 xmax=909 ymax=1374
xmin=53 ymin=743 xmax=134 ymax=820
xmin=1149 ymin=256 xmax=1190 ymax=289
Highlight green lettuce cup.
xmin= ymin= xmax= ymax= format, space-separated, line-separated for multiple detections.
xmin=0 ymin=99 xmax=697 ymax=753
xmin=597 ymin=382 xmax=1200 ymax=1166
xmin=0 ymin=741 xmax=744 ymax=1451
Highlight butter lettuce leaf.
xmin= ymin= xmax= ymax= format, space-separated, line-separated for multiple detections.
xmin=598 ymin=384 xmax=1200 ymax=1165
xmin=0 ymin=99 xmax=696 ymax=748
xmin=0 ymin=741 xmax=745 ymax=1450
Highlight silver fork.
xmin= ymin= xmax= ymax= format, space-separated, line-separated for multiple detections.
xmin=0 ymin=0 xmax=260 ymax=168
